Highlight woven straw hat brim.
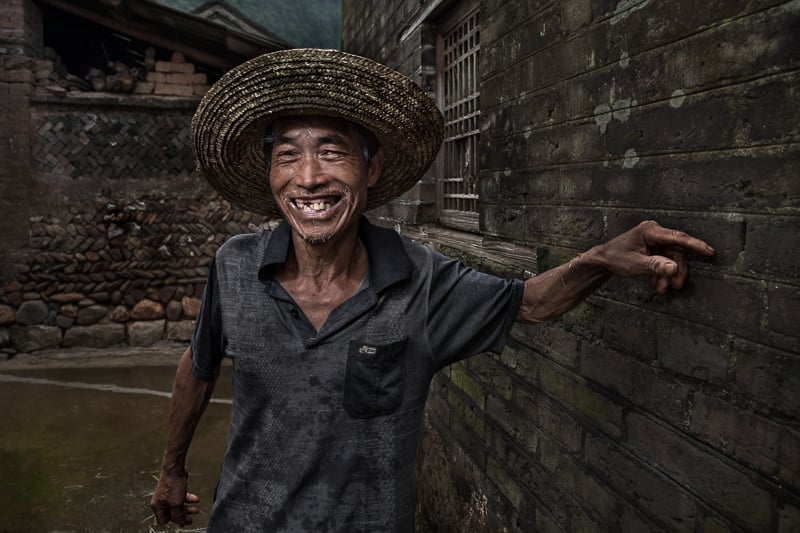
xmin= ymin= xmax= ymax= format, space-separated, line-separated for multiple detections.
xmin=192 ymin=48 xmax=444 ymax=217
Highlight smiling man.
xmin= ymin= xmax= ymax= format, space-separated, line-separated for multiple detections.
xmin=150 ymin=49 xmax=714 ymax=532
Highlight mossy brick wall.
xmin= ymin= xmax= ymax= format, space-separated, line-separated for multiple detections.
xmin=344 ymin=0 xmax=799 ymax=531
xmin=0 ymin=0 xmax=272 ymax=354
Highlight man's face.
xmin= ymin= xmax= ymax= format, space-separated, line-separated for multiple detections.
xmin=268 ymin=116 xmax=383 ymax=245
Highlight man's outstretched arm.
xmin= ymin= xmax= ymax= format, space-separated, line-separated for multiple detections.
xmin=150 ymin=346 xmax=218 ymax=527
xmin=516 ymin=220 xmax=715 ymax=324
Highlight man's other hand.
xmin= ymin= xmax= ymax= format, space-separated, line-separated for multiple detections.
xmin=150 ymin=470 xmax=200 ymax=526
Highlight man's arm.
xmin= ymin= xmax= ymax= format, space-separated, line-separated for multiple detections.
xmin=516 ymin=220 xmax=715 ymax=324
xmin=150 ymin=346 xmax=218 ymax=526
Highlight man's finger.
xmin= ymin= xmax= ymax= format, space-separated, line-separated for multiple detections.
xmin=151 ymin=502 xmax=170 ymax=525
xmin=643 ymin=222 xmax=715 ymax=257
xmin=655 ymin=276 xmax=670 ymax=294
xmin=646 ymin=255 xmax=679 ymax=277
xmin=185 ymin=492 xmax=200 ymax=504
xmin=669 ymin=250 xmax=689 ymax=290
xmin=170 ymin=504 xmax=187 ymax=526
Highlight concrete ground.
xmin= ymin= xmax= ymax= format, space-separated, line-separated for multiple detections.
xmin=0 ymin=342 xmax=231 ymax=532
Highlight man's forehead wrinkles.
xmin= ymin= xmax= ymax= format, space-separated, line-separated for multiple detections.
xmin=318 ymin=134 xmax=349 ymax=146
xmin=273 ymin=131 xmax=352 ymax=148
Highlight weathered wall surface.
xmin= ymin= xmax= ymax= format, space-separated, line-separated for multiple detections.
xmin=345 ymin=0 xmax=799 ymax=531
xmin=0 ymin=0 xmax=271 ymax=354
xmin=342 ymin=0 xmax=440 ymax=225
xmin=0 ymin=0 xmax=40 ymax=264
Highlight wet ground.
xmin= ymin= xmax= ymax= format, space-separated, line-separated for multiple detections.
xmin=0 ymin=343 xmax=232 ymax=533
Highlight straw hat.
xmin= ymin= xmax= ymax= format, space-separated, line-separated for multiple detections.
xmin=192 ymin=48 xmax=444 ymax=217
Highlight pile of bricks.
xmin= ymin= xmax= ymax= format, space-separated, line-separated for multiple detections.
xmin=24 ymin=47 xmax=90 ymax=96
xmin=134 ymin=51 xmax=210 ymax=97
xmin=25 ymin=46 xmax=211 ymax=98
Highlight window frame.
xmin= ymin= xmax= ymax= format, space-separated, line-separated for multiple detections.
xmin=435 ymin=2 xmax=481 ymax=233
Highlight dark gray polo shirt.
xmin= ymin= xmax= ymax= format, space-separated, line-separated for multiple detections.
xmin=191 ymin=218 xmax=524 ymax=532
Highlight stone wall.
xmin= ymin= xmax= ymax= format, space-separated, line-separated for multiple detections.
xmin=0 ymin=187 xmax=271 ymax=354
xmin=344 ymin=0 xmax=799 ymax=531
xmin=0 ymin=0 xmax=273 ymax=356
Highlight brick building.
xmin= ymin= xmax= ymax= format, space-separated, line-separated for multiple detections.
xmin=342 ymin=0 xmax=799 ymax=531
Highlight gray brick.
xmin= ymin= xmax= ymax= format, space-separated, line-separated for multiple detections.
xmin=580 ymin=341 xmax=693 ymax=428
xmin=690 ymin=391 xmax=800 ymax=491
xmin=744 ymin=216 xmax=800 ymax=278
xmin=626 ymin=413 xmax=773 ymax=531
xmin=779 ymin=503 xmax=800 ymax=533
xmin=768 ymin=283 xmax=800 ymax=338
xmin=585 ymin=432 xmax=701 ymax=531
xmin=655 ymin=319 xmax=730 ymax=386
xmin=539 ymin=358 xmax=623 ymax=437
xmin=731 ymin=339 xmax=800 ymax=420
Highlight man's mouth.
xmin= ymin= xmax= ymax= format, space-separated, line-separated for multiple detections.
xmin=290 ymin=195 xmax=345 ymax=215
xmin=293 ymin=199 xmax=334 ymax=211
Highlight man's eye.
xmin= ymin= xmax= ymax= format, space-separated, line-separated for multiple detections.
xmin=276 ymin=150 xmax=299 ymax=159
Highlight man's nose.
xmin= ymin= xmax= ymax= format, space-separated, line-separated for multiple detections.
xmin=295 ymin=156 xmax=328 ymax=189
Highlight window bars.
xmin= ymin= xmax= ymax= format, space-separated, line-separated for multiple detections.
xmin=439 ymin=7 xmax=480 ymax=225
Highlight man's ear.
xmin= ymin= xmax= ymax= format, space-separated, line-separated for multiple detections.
xmin=366 ymin=147 xmax=385 ymax=188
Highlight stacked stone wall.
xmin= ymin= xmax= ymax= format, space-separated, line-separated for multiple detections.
xmin=0 ymin=0 xmax=273 ymax=356
xmin=0 ymin=189 xmax=272 ymax=355
xmin=344 ymin=0 xmax=799 ymax=531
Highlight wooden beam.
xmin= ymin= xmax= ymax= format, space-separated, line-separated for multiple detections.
xmin=395 ymin=223 xmax=538 ymax=276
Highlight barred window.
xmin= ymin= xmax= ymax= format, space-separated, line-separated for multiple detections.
xmin=437 ymin=5 xmax=480 ymax=231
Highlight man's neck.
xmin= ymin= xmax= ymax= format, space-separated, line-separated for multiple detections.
xmin=275 ymin=224 xmax=368 ymax=332
xmin=286 ymin=226 xmax=365 ymax=283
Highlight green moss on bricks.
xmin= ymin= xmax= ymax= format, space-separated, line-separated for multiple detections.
xmin=487 ymin=456 xmax=524 ymax=509
xmin=450 ymin=364 xmax=486 ymax=408
xmin=573 ymin=384 xmax=623 ymax=438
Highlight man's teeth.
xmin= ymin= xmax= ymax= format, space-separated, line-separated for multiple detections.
xmin=296 ymin=200 xmax=332 ymax=211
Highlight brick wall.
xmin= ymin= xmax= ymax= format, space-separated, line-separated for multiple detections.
xmin=30 ymin=98 xmax=196 ymax=179
xmin=0 ymin=0 xmax=42 ymax=56
xmin=344 ymin=0 xmax=799 ymax=531
xmin=0 ymin=0 xmax=40 ymax=277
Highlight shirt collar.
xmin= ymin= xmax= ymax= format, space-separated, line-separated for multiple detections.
xmin=258 ymin=216 xmax=412 ymax=293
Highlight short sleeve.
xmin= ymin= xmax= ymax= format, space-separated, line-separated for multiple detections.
xmin=425 ymin=251 xmax=524 ymax=369
xmin=190 ymin=258 xmax=226 ymax=380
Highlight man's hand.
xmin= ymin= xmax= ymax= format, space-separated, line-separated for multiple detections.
xmin=517 ymin=220 xmax=714 ymax=324
xmin=150 ymin=469 xmax=200 ymax=526
xmin=592 ymin=220 xmax=715 ymax=294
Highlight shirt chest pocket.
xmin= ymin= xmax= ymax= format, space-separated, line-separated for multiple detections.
xmin=344 ymin=338 xmax=407 ymax=418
